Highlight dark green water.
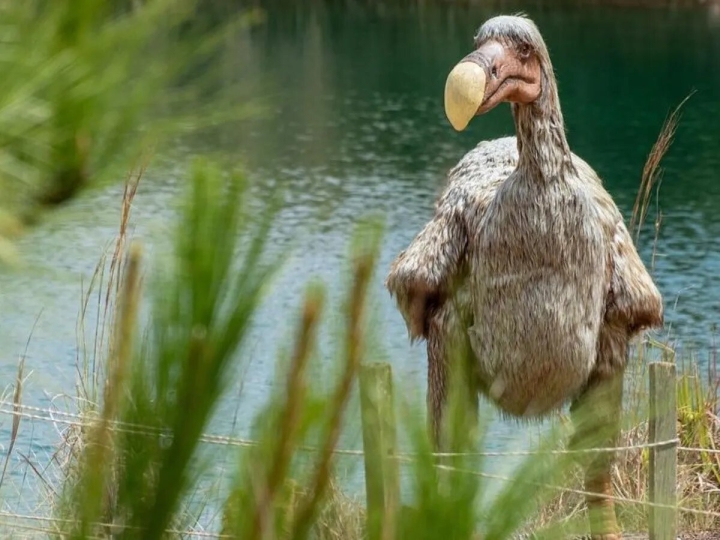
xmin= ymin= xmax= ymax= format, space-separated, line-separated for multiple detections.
xmin=1 ymin=1 xmax=720 ymax=511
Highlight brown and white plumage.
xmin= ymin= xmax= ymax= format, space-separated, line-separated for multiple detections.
xmin=385 ymin=15 xmax=662 ymax=540
xmin=389 ymin=136 xmax=662 ymax=416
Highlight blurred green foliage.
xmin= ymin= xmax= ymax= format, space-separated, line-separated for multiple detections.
xmin=0 ymin=0 xmax=263 ymax=264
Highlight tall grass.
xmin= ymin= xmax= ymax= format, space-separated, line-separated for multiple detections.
xmin=0 ymin=0 xmax=262 ymax=264
xmin=53 ymin=159 xmax=280 ymax=537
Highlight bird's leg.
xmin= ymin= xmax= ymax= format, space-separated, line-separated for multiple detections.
xmin=569 ymin=372 xmax=624 ymax=540
xmin=426 ymin=335 xmax=449 ymax=450
xmin=426 ymin=300 xmax=478 ymax=452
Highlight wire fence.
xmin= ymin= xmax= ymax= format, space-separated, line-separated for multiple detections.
xmin=1 ymin=371 xmax=719 ymax=539
xmin=422 ymin=461 xmax=720 ymax=520
xmin=0 ymin=509 xmax=231 ymax=539
xmin=0 ymin=400 xmax=697 ymax=458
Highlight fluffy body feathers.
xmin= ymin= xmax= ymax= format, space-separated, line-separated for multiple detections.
xmin=386 ymin=136 xmax=663 ymax=425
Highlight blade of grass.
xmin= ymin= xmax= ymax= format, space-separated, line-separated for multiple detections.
xmin=0 ymin=309 xmax=41 ymax=491
xmin=289 ymin=221 xmax=382 ymax=540
xmin=249 ymin=286 xmax=324 ymax=540
xmin=629 ymin=91 xmax=694 ymax=243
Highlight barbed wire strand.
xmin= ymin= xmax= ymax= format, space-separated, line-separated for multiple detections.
xmin=0 ymin=509 xmax=231 ymax=539
xmin=0 ymin=518 xmax=100 ymax=539
xmin=0 ymin=405 xmax=359 ymax=457
xmin=679 ymin=446 xmax=720 ymax=455
xmin=0 ymin=402 xmax=686 ymax=458
xmin=0 ymin=403 xmax=718 ymax=536
xmin=412 ymin=457 xmax=720 ymax=520
xmin=0 ymin=460 xmax=718 ymax=539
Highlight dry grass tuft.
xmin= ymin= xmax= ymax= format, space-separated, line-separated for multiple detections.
xmin=536 ymin=356 xmax=720 ymax=535
xmin=629 ymin=91 xmax=694 ymax=243
xmin=51 ymin=166 xmax=144 ymax=513
xmin=284 ymin=479 xmax=366 ymax=540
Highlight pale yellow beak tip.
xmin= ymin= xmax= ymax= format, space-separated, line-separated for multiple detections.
xmin=444 ymin=62 xmax=486 ymax=132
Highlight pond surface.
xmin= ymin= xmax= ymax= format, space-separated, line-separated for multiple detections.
xmin=1 ymin=1 xmax=720 ymax=511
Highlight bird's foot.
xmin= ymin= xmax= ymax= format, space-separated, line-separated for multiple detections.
xmin=590 ymin=534 xmax=622 ymax=540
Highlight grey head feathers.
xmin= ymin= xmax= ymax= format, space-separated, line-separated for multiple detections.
xmin=474 ymin=14 xmax=546 ymax=54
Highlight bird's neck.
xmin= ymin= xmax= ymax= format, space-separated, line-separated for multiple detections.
xmin=512 ymin=72 xmax=574 ymax=181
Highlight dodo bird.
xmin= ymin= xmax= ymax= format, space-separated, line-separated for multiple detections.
xmin=385 ymin=14 xmax=663 ymax=540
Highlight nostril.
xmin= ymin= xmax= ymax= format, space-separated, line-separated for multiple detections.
xmin=491 ymin=66 xmax=498 ymax=78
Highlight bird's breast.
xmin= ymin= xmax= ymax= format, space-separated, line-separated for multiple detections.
xmin=466 ymin=182 xmax=608 ymax=418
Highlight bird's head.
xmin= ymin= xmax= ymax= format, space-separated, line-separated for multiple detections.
xmin=444 ymin=15 xmax=550 ymax=131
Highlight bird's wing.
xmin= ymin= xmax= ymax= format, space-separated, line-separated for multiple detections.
xmin=386 ymin=202 xmax=467 ymax=339
xmin=606 ymin=217 xmax=664 ymax=334
xmin=573 ymin=156 xmax=664 ymax=335
xmin=386 ymin=137 xmax=517 ymax=340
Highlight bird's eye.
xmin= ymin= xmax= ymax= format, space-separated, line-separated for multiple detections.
xmin=518 ymin=43 xmax=532 ymax=59
xmin=491 ymin=66 xmax=498 ymax=78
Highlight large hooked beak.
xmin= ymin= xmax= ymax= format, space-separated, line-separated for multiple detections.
xmin=444 ymin=40 xmax=541 ymax=131
xmin=444 ymin=62 xmax=487 ymax=131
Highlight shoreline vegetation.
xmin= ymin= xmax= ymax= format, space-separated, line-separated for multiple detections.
xmin=0 ymin=2 xmax=718 ymax=540
xmin=0 ymin=0 xmax=263 ymax=265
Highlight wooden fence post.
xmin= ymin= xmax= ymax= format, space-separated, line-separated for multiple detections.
xmin=648 ymin=361 xmax=677 ymax=540
xmin=359 ymin=362 xmax=399 ymax=540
